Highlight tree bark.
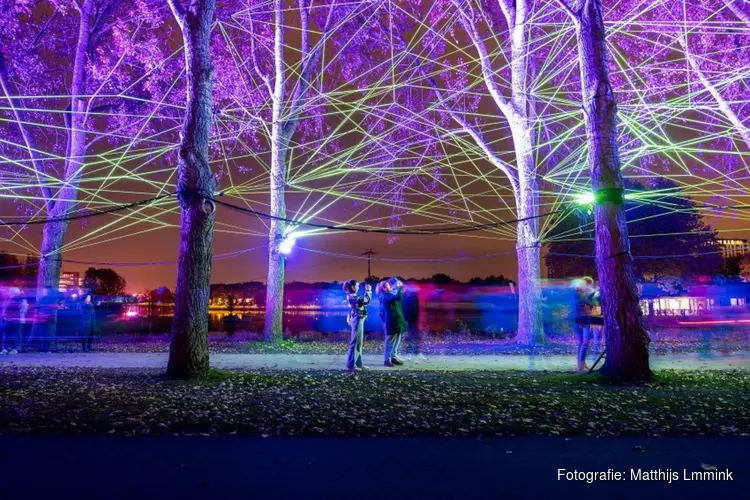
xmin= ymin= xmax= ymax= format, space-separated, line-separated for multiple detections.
xmin=572 ymin=0 xmax=651 ymax=380
xmin=166 ymin=0 xmax=218 ymax=380
xmin=28 ymin=0 xmax=95 ymax=342
xmin=263 ymin=0 xmax=288 ymax=344
xmin=263 ymin=131 xmax=287 ymax=343
xmin=514 ymin=148 xmax=543 ymax=344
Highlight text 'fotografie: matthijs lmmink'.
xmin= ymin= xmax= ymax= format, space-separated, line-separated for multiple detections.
xmin=558 ymin=469 xmax=735 ymax=483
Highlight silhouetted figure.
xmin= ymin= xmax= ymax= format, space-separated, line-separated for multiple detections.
xmin=78 ymin=294 xmax=96 ymax=352
xmin=343 ymin=280 xmax=372 ymax=372
xmin=403 ymin=284 xmax=425 ymax=359
xmin=378 ymin=278 xmax=407 ymax=367
xmin=35 ymin=286 xmax=59 ymax=352
xmin=1 ymin=286 xmax=27 ymax=354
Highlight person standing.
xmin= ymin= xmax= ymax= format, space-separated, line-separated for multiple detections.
xmin=36 ymin=286 xmax=58 ymax=352
xmin=403 ymin=283 xmax=426 ymax=361
xmin=1 ymin=286 xmax=27 ymax=354
xmin=343 ymin=280 xmax=371 ymax=372
xmin=79 ymin=294 xmax=96 ymax=352
xmin=378 ymin=278 xmax=407 ymax=367
xmin=572 ymin=277 xmax=599 ymax=373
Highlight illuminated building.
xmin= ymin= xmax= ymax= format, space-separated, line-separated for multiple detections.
xmin=59 ymin=272 xmax=81 ymax=293
xmin=717 ymin=239 xmax=750 ymax=258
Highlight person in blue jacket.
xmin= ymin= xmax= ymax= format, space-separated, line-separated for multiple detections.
xmin=343 ymin=280 xmax=371 ymax=372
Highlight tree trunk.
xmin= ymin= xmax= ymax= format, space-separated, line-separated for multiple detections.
xmin=574 ymin=0 xmax=650 ymax=380
xmin=263 ymin=0 xmax=288 ymax=344
xmin=513 ymin=128 xmax=543 ymax=344
xmin=29 ymin=0 xmax=94 ymax=342
xmin=263 ymin=131 xmax=287 ymax=343
xmin=452 ymin=0 xmax=545 ymax=344
xmin=166 ymin=0 xmax=218 ymax=380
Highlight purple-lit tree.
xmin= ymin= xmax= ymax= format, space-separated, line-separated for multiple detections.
xmin=164 ymin=0 xmax=217 ymax=379
xmin=556 ymin=0 xmax=651 ymax=380
xmin=218 ymin=0 xmax=367 ymax=343
xmin=374 ymin=0 xmax=547 ymax=344
xmin=0 ymin=0 xmax=169 ymax=341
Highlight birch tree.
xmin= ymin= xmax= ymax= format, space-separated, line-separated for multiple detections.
xmin=0 ymin=0 xmax=165 ymax=342
xmin=383 ymin=0 xmax=545 ymax=343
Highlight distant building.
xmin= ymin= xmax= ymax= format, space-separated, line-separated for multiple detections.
xmin=717 ymin=239 xmax=750 ymax=258
xmin=59 ymin=271 xmax=81 ymax=292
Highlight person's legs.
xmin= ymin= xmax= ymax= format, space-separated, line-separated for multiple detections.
xmin=9 ymin=323 xmax=22 ymax=352
xmin=592 ymin=326 xmax=602 ymax=357
xmin=577 ymin=325 xmax=591 ymax=372
xmin=384 ymin=332 xmax=395 ymax=365
xmin=354 ymin=318 xmax=365 ymax=368
xmin=392 ymin=333 xmax=403 ymax=361
xmin=11 ymin=323 xmax=23 ymax=351
xmin=85 ymin=326 xmax=94 ymax=352
xmin=346 ymin=318 xmax=358 ymax=370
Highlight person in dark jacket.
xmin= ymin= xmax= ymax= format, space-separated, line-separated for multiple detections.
xmin=78 ymin=294 xmax=96 ymax=352
xmin=1 ymin=286 xmax=27 ymax=354
xmin=402 ymin=283 xmax=426 ymax=360
xmin=343 ymin=280 xmax=371 ymax=372
xmin=377 ymin=278 xmax=407 ymax=367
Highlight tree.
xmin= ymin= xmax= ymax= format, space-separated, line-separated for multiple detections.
xmin=545 ymin=179 xmax=722 ymax=284
xmin=381 ymin=0 xmax=545 ymax=344
xmin=258 ymin=0 xmax=336 ymax=343
xmin=719 ymin=256 xmax=743 ymax=281
xmin=83 ymin=267 xmax=127 ymax=296
xmin=556 ymin=0 xmax=651 ymax=381
xmin=739 ymin=255 xmax=750 ymax=281
xmin=165 ymin=0 xmax=218 ymax=380
xmin=217 ymin=0 xmax=361 ymax=342
xmin=1 ymin=0 xmax=170 ymax=340
xmin=431 ymin=273 xmax=457 ymax=285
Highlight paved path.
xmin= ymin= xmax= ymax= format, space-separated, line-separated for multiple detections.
xmin=2 ymin=351 xmax=749 ymax=371
xmin=0 ymin=436 xmax=747 ymax=499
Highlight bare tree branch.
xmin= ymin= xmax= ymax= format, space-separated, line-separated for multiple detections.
xmin=678 ymin=33 xmax=750 ymax=151
xmin=496 ymin=0 xmax=515 ymax=28
xmin=31 ymin=11 xmax=60 ymax=48
xmin=381 ymin=18 xmax=519 ymax=189
xmin=0 ymin=51 xmax=54 ymax=207
xmin=553 ymin=0 xmax=580 ymax=23
xmin=283 ymin=0 xmax=337 ymax=135
xmin=723 ymin=0 xmax=750 ymax=24
xmin=166 ymin=0 xmax=186 ymax=27
xmin=248 ymin=14 xmax=273 ymax=97
xmin=450 ymin=0 xmax=514 ymax=120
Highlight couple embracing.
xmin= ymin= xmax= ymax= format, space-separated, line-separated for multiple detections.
xmin=343 ymin=277 xmax=407 ymax=372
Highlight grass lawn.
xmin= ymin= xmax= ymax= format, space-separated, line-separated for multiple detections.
xmin=1 ymin=367 xmax=748 ymax=437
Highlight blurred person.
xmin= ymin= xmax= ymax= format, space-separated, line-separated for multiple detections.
xmin=1 ymin=285 xmax=28 ymax=354
xmin=402 ymin=283 xmax=427 ymax=361
xmin=378 ymin=278 xmax=407 ymax=367
xmin=35 ymin=286 xmax=59 ymax=352
xmin=78 ymin=293 xmax=96 ymax=352
xmin=343 ymin=280 xmax=372 ymax=372
xmin=0 ymin=284 xmax=7 ymax=354
xmin=571 ymin=277 xmax=600 ymax=373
